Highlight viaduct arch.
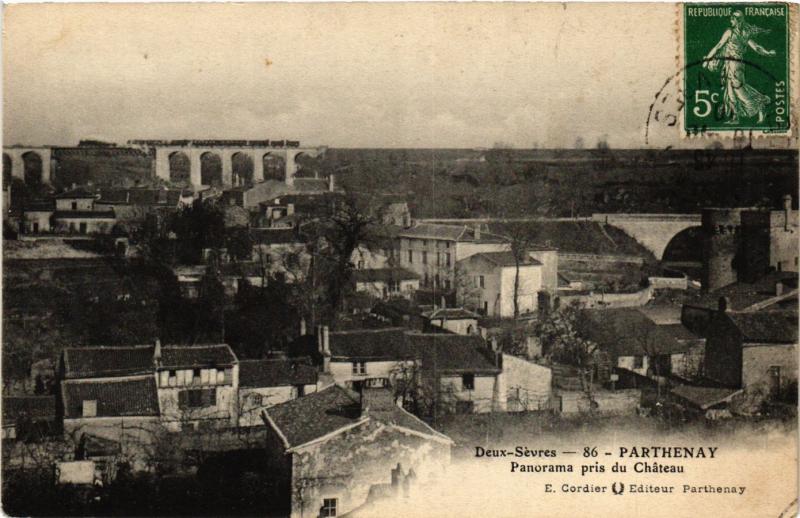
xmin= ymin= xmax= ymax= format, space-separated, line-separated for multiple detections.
xmin=141 ymin=141 xmax=326 ymax=188
xmin=3 ymin=147 xmax=53 ymax=185
xmin=592 ymin=213 xmax=702 ymax=260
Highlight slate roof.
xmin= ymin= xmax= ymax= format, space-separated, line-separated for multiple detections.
xmin=53 ymin=210 xmax=116 ymax=219
xmin=728 ymin=311 xmax=798 ymax=344
xmin=469 ymin=251 xmax=541 ymax=267
xmin=63 ymin=346 xmax=155 ymax=379
xmin=238 ymin=357 xmax=318 ymax=388
xmin=160 ymin=344 xmax=237 ymax=369
xmin=2 ymin=396 xmax=56 ymax=426
xmin=407 ymin=333 xmax=500 ymax=374
xmin=351 ymin=268 xmax=420 ymax=283
xmin=264 ymin=385 xmax=449 ymax=450
xmin=580 ymin=308 xmax=691 ymax=358
xmin=62 ymin=376 xmax=160 ymax=418
xmin=22 ymin=199 xmax=55 ymax=212
xmin=329 ymin=328 xmax=416 ymax=361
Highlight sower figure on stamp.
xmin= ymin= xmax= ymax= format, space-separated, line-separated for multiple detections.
xmin=702 ymin=10 xmax=776 ymax=124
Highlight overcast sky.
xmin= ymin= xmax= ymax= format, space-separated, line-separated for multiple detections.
xmin=4 ymin=3 xmax=686 ymax=149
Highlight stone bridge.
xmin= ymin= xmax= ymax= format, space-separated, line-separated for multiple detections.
xmin=592 ymin=213 xmax=702 ymax=260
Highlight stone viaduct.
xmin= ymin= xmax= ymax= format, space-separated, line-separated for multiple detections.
xmin=591 ymin=213 xmax=701 ymax=260
xmin=2 ymin=140 xmax=327 ymax=189
xmin=130 ymin=140 xmax=327 ymax=188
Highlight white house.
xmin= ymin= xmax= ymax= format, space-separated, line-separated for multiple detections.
xmin=456 ymin=251 xmax=543 ymax=318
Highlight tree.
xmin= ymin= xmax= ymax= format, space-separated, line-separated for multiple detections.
xmin=225 ymin=226 xmax=253 ymax=263
xmin=537 ymin=302 xmax=600 ymax=401
xmin=303 ymin=194 xmax=380 ymax=319
xmin=499 ymin=222 xmax=538 ymax=318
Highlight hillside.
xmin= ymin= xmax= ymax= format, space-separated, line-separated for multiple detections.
xmin=42 ymin=146 xmax=798 ymax=218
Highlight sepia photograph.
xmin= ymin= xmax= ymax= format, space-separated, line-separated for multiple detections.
xmin=1 ymin=2 xmax=798 ymax=517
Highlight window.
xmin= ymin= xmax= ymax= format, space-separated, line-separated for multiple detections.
xmin=193 ymin=368 xmax=201 ymax=379
xmin=71 ymin=201 xmax=77 ymax=210
xmin=445 ymin=253 xmax=451 ymax=266
xmin=445 ymin=242 xmax=450 ymax=249
xmin=422 ymin=251 xmax=428 ymax=265
xmin=295 ymin=385 xmax=305 ymax=398
xmin=434 ymin=274 xmax=440 ymax=287
xmin=321 ymin=498 xmax=338 ymax=517
xmin=408 ymin=250 xmax=413 ymax=264
xmin=444 ymin=279 xmax=451 ymax=290
xmin=79 ymin=222 xmax=87 ymax=234
xmin=633 ymin=355 xmax=644 ymax=369
xmin=422 ymin=240 xmax=427 ymax=247
xmin=352 ymin=361 xmax=367 ymax=375
xmin=357 ymin=260 xmax=364 ymax=269
xmin=479 ymin=275 xmax=485 ymax=288
xmin=436 ymin=252 xmax=441 ymax=266
xmin=462 ymin=374 xmax=475 ymax=391
xmin=82 ymin=400 xmax=97 ymax=418
xmin=483 ymin=301 xmax=488 ymax=314
xmin=179 ymin=389 xmax=216 ymax=408
xmin=32 ymin=222 xmax=39 ymax=233
xmin=424 ymin=273 xmax=429 ymax=286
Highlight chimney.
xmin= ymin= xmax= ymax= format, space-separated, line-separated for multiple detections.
xmin=154 ymin=338 xmax=162 ymax=365
xmin=328 ymin=174 xmax=336 ymax=192
xmin=783 ymin=195 xmax=792 ymax=231
xmin=287 ymin=203 xmax=295 ymax=216
xmin=474 ymin=224 xmax=481 ymax=241
xmin=319 ymin=325 xmax=330 ymax=373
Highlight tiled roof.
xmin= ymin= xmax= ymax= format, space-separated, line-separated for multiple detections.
xmin=580 ymin=308 xmax=691 ymax=358
xmin=351 ymin=268 xmax=419 ymax=283
xmin=692 ymin=272 xmax=798 ymax=311
xmin=398 ymin=224 xmax=468 ymax=241
xmin=728 ymin=311 xmax=798 ymax=343
xmin=469 ymin=251 xmax=541 ymax=267
xmin=671 ymin=385 xmax=741 ymax=410
xmin=423 ymin=307 xmax=479 ymax=320
xmin=293 ymin=178 xmax=329 ymax=192
xmin=62 ymin=376 xmax=160 ymax=418
xmin=96 ymin=188 xmax=185 ymax=206
xmin=251 ymin=228 xmax=301 ymax=245
xmin=407 ymin=333 xmax=500 ymax=374
xmin=265 ymin=385 xmax=364 ymax=448
xmin=657 ymin=324 xmax=703 ymax=342
xmin=63 ymin=346 xmax=155 ymax=379
xmin=329 ymin=328 xmax=415 ymax=361
xmin=56 ymin=187 xmax=96 ymax=199
xmin=264 ymin=385 xmax=448 ymax=450
xmin=159 ymin=344 xmax=237 ymax=369
xmin=239 ymin=357 xmax=318 ymax=388
xmin=2 ymin=396 xmax=56 ymax=426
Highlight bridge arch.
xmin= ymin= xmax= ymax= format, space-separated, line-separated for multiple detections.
xmin=593 ymin=213 xmax=702 ymax=260
xmin=661 ymin=226 xmax=703 ymax=263
xmin=3 ymin=153 xmax=11 ymax=189
xmin=168 ymin=151 xmax=191 ymax=185
xmin=231 ymin=152 xmax=253 ymax=187
xmin=22 ymin=151 xmax=43 ymax=186
xmin=262 ymin=153 xmax=285 ymax=182
xmin=200 ymin=152 xmax=223 ymax=187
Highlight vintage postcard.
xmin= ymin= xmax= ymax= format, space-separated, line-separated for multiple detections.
xmin=1 ymin=3 xmax=798 ymax=518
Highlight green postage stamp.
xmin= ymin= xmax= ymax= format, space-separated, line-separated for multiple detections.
xmin=683 ymin=3 xmax=790 ymax=135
